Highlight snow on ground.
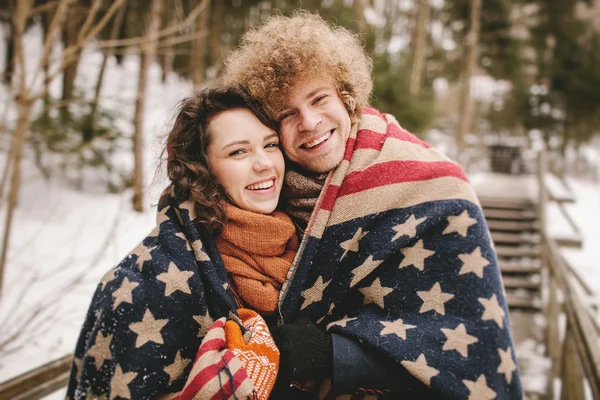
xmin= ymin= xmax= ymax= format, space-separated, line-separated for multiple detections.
xmin=0 ymin=22 xmax=599 ymax=399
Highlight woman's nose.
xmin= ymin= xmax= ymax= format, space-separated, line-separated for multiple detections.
xmin=253 ymin=151 xmax=274 ymax=172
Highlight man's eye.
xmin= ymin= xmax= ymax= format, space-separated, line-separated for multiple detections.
xmin=313 ymin=95 xmax=327 ymax=104
xmin=278 ymin=111 xmax=294 ymax=121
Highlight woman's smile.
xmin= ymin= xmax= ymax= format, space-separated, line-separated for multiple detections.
xmin=207 ymin=108 xmax=284 ymax=214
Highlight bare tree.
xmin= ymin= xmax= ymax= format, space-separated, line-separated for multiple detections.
xmin=409 ymin=0 xmax=430 ymax=96
xmin=0 ymin=0 xmax=34 ymax=297
xmin=209 ymin=0 xmax=225 ymax=77
xmin=456 ymin=0 xmax=481 ymax=152
xmin=353 ymin=0 xmax=367 ymax=32
xmin=60 ymin=1 xmax=87 ymax=117
xmin=132 ymin=0 xmax=165 ymax=212
xmin=87 ymin=2 xmax=127 ymax=142
xmin=192 ymin=0 xmax=210 ymax=91
xmin=0 ymin=0 xmax=127 ymax=296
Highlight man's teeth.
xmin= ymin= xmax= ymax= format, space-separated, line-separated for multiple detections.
xmin=246 ymin=180 xmax=274 ymax=190
xmin=304 ymin=131 xmax=332 ymax=149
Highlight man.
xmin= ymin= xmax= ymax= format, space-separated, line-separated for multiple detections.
xmin=223 ymin=12 xmax=523 ymax=399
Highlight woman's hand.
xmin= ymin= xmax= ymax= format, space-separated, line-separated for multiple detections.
xmin=224 ymin=309 xmax=280 ymax=400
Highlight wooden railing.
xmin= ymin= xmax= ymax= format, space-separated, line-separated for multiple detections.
xmin=538 ymin=145 xmax=600 ymax=400
xmin=0 ymin=354 xmax=72 ymax=400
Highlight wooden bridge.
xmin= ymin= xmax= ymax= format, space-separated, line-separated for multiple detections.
xmin=1 ymin=148 xmax=599 ymax=399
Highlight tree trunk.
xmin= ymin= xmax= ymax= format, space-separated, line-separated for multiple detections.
xmin=60 ymin=2 xmax=86 ymax=121
xmin=354 ymin=0 xmax=367 ymax=32
xmin=87 ymin=3 xmax=127 ymax=142
xmin=132 ymin=0 xmax=164 ymax=212
xmin=158 ymin=48 xmax=174 ymax=82
xmin=209 ymin=0 xmax=225 ymax=77
xmin=456 ymin=0 xmax=481 ymax=153
xmin=191 ymin=1 xmax=210 ymax=91
xmin=1 ymin=21 xmax=14 ymax=86
xmin=409 ymin=0 xmax=430 ymax=96
xmin=0 ymin=0 xmax=34 ymax=297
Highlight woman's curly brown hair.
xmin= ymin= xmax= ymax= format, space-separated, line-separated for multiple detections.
xmin=222 ymin=11 xmax=373 ymax=123
xmin=165 ymin=86 xmax=277 ymax=233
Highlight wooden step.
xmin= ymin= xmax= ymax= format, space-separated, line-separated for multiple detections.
xmin=506 ymin=295 xmax=542 ymax=311
xmin=483 ymin=208 xmax=538 ymax=220
xmin=491 ymin=232 xmax=540 ymax=245
xmin=502 ymin=276 xmax=540 ymax=290
xmin=553 ymin=234 xmax=583 ymax=249
xmin=499 ymin=262 xmax=541 ymax=274
xmin=479 ymin=198 xmax=536 ymax=210
xmin=495 ymin=245 xmax=541 ymax=258
xmin=486 ymin=220 xmax=539 ymax=232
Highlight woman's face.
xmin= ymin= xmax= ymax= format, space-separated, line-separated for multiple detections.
xmin=207 ymin=108 xmax=284 ymax=215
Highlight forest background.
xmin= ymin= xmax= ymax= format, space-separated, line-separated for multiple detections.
xmin=0 ymin=0 xmax=599 ymax=397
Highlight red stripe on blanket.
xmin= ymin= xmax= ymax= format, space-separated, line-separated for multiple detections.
xmin=352 ymin=127 xmax=429 ymax=152
xmin=181 ymin=350 xmax=237 ymax=399
xmin=388 ymin=123 xmax=430 ymax=148
xmin=195 ymin=337 xmax=226 ymax=360
xmin=320 ymin=161 xmax=467 ymax=212
xmin=338 ymin=160 xmax=467 ymax=198
xmin=363 ymin=107 xmax=382 ymax=116
xmin=209 ymin=368 xmax=250 ymax=400
xmin=321 ymin=184 xmax=341 ymax=211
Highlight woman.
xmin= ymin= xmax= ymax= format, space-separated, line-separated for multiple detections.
xmin=66 ymin=86 xmax=296 ymax=400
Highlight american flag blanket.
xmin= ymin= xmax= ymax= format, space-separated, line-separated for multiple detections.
xmin=66 ymin=191 xmax=251 ymax=399
xmin=278 ymin=107 xmax=523 ymax=399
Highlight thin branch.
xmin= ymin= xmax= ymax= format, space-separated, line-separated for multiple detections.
xmin=29 ymin=1 xmax=59 ymax=16
xmin=30 ymin=0 xmax=127 ymax=99
xmin=29 ymin=0 xmax=72 ymax=94
xmin=77 ymin=0 xmax=103 ymax=43
xmin=157 ymin=30 xmax=208 ymax=49
xmin=97 ymin=0 xmax=208 ymax=49
xmin=75 ymin=0 xmax=127 ymax=49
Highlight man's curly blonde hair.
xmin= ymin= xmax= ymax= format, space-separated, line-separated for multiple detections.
xmin=222 ymin=11 xmax=373 ymax=122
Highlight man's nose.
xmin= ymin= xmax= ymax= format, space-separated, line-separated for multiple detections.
xmin=298 ymin=108 xmax=321 ymax=132
xmin=253 ymin=151 xmax=274 ymax=172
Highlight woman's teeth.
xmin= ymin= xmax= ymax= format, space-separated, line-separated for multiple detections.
xmin=246 ymin=179 xmax=274 ymax=190
xmin=303 ymin=130 xmax=332 ymax=149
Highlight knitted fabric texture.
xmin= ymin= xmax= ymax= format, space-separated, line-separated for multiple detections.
xmin=66 ymin=109 xmax=522 ymax=400
xmin=66 ymin=190 xmax=255 ymax=399
xmin=282 ymin=169 xmax=327 ymax=230
xmin=217 ymin=204 xmax=298 ymax=315
xmin=178 ymin=317 xmax=255 ymax=400
xmin=277 ymin=108 xmax=523 ymax=399
xmin=224 ymin=308 xmax=280 ymax=400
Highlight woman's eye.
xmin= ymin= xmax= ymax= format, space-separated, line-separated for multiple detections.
xmin=265 ymin=142 xmax=280 ymax=149
xmin=228 ymin=149 xmax=245 ymax=156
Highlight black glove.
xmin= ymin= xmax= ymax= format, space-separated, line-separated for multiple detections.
xmin=271 ymin=317 xmax=333 ymax=382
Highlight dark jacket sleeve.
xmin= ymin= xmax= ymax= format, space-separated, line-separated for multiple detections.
xmin=331 ymin=333 xmax=433 ymax=397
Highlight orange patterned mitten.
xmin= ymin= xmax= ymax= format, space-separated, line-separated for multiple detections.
xmin=224 ymin=309 xmax=280 ymax=400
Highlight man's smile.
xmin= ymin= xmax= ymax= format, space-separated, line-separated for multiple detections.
xmin=300 ymin=129 xmax=334 ymax=149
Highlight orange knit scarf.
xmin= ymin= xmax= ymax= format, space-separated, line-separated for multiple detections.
xmin=217 ymin=203 xmax=299 ymax=316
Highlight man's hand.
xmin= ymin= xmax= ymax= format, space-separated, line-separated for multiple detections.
xmin=270 ymin=317 xmax=332 ymax=382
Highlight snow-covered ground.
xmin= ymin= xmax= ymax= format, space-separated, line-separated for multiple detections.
xmin=0 ymin=23 xmax=598 ymax=399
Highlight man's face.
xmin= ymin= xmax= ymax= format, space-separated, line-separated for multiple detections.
xmin=276 ymin=78 xmax=352 ymax=173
